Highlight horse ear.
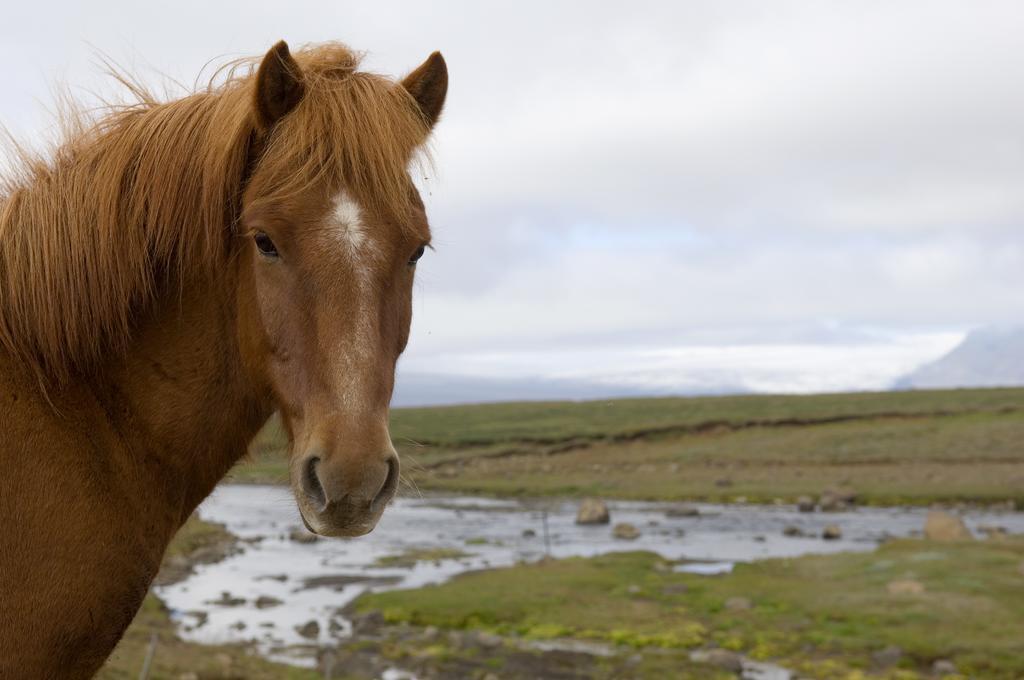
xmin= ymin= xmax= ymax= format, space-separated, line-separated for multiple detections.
xmin=401 ymin=51 xmax=448 ymax=129
xmin=254 ymin=41 xmax=305 ymax=129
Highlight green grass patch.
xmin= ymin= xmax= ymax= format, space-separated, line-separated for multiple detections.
xmin=355 ymin=539 xmax=1024 ymax=678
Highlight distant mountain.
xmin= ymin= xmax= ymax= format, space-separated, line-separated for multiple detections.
xmin=895 ymin=327 xmax=1024 ymax=389
xmin=392 ymin=371 xmax=746 ymax=408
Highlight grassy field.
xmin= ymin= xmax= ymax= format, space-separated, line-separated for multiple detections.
xmin=97 ymin=388 xmax=1024 ymax=678
xmin=232 ymin=387 xmax=1024 ymax=505
xmin=356 ymin=538 xmax=1024 ymax=679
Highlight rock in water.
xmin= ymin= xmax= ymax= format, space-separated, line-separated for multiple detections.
xmin=822 ymin=524 xmax=842 ymax=540
xmin=796 ymin=496 xmax=816 ymax=513
xmin=576 ymin=498 xmax=610 ymax=525
xmin=819 ymin=490 xmax=850 ymax=512
xmin=665 ymin=504 xmax=700 ymax=517
xmin=924 ymin=510 xmax=973 ymax=541
xmin=254 ymin=595 xmax=283 ymax=609
xmin=613 ymin=522 xmax=641 ymax=540
xmin=295 ymin=620 xmax=320 ymax=639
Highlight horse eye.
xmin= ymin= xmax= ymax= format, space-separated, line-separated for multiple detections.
xmin=409 ymin=244 xmax=426 ymax=266
xmin=254 ymin=232 xmax=279 ymax=258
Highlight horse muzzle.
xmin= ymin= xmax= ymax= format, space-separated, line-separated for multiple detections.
xmin=291 ymin=448 xmax=399 ymax=537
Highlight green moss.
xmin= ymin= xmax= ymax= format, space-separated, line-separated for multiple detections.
xmin=355 ymin=539 xmax=1024 ymax=678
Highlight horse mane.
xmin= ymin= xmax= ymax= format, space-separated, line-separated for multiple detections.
xmin=0 ymin=43 xmax=430 ymax=384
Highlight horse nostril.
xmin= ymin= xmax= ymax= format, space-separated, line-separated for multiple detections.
xmin=303 ymin=456 xmax=327 ymax=510
xmin=374 ymin=455 xmax=400 ymax=507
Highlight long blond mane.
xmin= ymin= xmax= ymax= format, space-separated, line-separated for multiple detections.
xmin=0 ymin=43 xmax=429 ymax=383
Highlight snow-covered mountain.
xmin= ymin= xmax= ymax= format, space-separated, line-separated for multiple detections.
xmin=896 ymin=327 xmax=1024 ymax=389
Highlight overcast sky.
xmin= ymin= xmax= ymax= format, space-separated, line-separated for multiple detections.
xmin=2 ymin=2 xmax=1022 ymax=401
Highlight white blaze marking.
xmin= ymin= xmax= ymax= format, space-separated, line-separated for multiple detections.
xmin=331 ymin=190 xmax=368 ymax=254
xmin=328 ymin=190 xmax=376 ymax=408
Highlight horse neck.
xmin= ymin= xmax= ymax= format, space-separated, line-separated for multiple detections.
xmin=92 ymin=268 xmax=274 ymax=521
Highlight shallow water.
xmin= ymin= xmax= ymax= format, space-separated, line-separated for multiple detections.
xmin=157 ymin=484 xmax=1024 ymax=666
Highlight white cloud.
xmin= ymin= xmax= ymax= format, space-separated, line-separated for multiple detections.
xmin=2 ymin=2 xmax=1022 ymax=396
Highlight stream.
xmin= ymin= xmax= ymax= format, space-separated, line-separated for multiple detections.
xmin=157 ymin=484 xmax=1024 ymax=668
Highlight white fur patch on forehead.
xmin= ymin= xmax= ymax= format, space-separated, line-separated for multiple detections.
xmin=330 ymin=190 xmax=368 ymax=252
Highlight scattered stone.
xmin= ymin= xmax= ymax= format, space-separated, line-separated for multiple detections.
xmin=576 ymin=498 xmax=610 ymax=525
xmin=255 ymin=573 xmax=288 ymax=582
xmin=819 ymin=489 xmax=853 ymax=512
xmin=783 ymin=525 xmax=805 ymax=537
xmin=978 ymin=524 xmax=1007 ymax=539
xmin=351 ymin=610 xmax=386 ymax=636
xmin=185 ymin=610 xmax=208 ymax=628
xmin=689 ymin=648 xmax=744 ymax=673
xmin=612 ymin=522 xmax=641 ymax=540
xmin=753 ymin=534 xmax=766 ymax=542
xmin=259 ymin=621 xmax=274 ymax=628
xmin=289 ymin=527 xmax=320 ymax=544
xmin=887 ymin=579 xmax=925 ymax=596
xmin=662 ymin=583 xmax=689 ymax=596
xmin=229 ymin=621 xmax=246 ymax=631
xmin=796 ymin=496 xmax=816 ymax=513
xmin=421 ymin=625 xmax=440 ymax=642
xmin=827 ymin=487 xmax=858 ymax=505
xmin=822 ymin=524 xmax=842 ymax=540
xmin=522 ymin=529 xmax=537 ymax=538
xmin=206 ymin=591 xmax=245 ymax=607
xmin=871 ymin=645 xmax=902 ymax=668
xmin=924 ymin=510 xmax=973 ymax=541
xmin=254 ymin=595 xmax=283 ymax=609
xmin=295 ymin=620 xmax=320 ymax=639
xmin=724 ymin=596 xmax=752 ymax=611
xmin=666 ymin=501 xmax=698 ymax=517
xmin=475 ymin=631 xmax=503 ymax=649
xmin=627 ymin=584 xmax=642 ymax=595
xmin=932 ymin=659 xmax=957 ymax=676
xmin=447 ymin=630 xmax=467 ymax=649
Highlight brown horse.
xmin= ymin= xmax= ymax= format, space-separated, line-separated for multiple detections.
xmin=0 ymin=40 xmax=447 ymax=677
